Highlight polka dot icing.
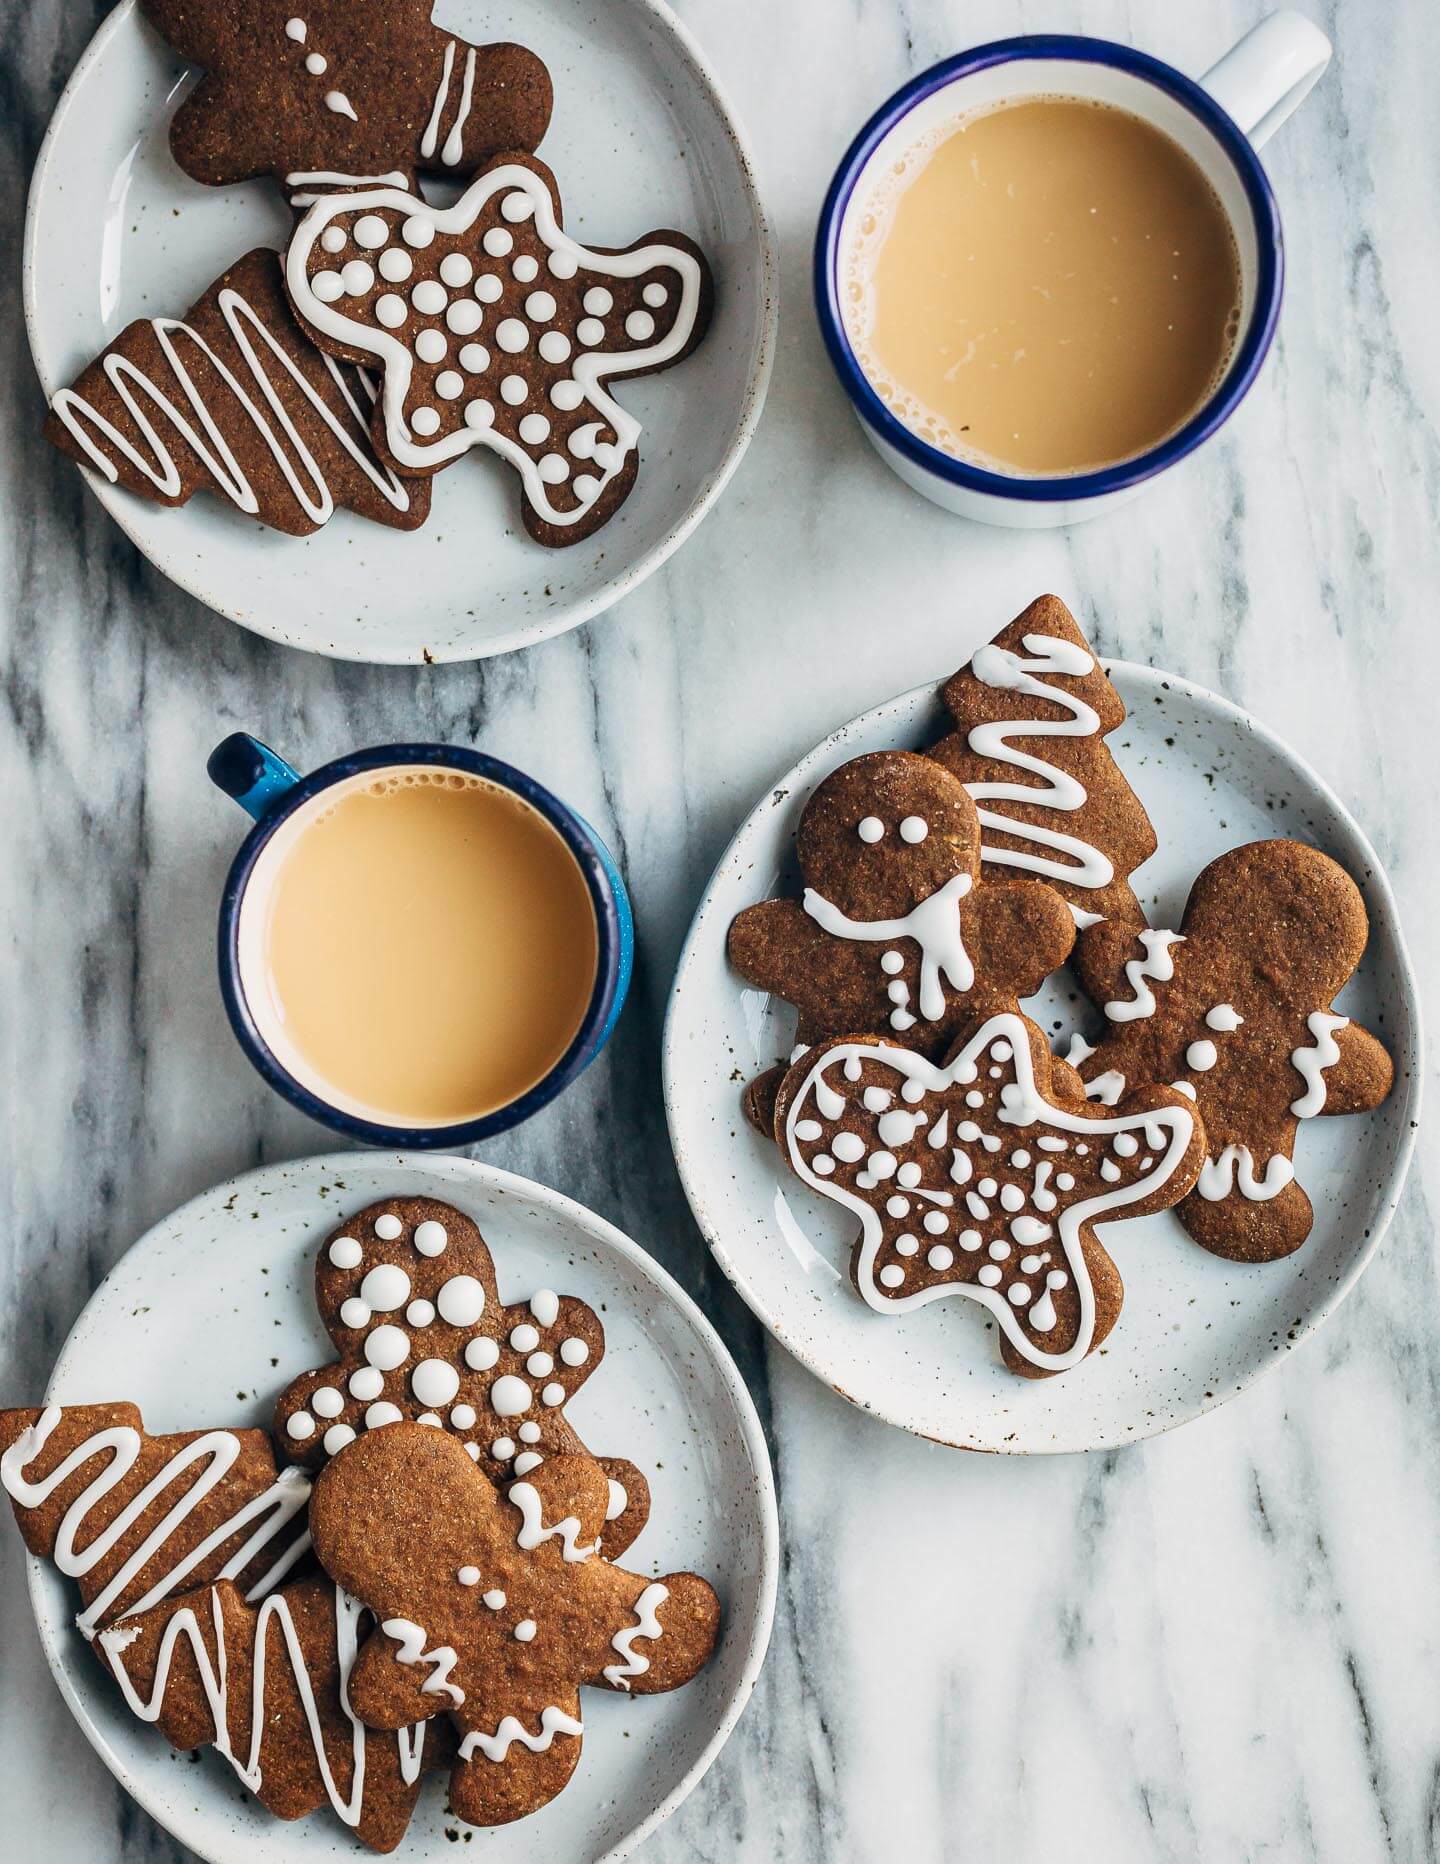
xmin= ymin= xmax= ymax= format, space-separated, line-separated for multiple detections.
xmin=402 ymin=215 xmax=435 ymax=247
xmin=412 ymin=1359 xmax=460 ymax=1408
xmin=436 ymin=1274 xmax=485 ymax=1327
xmin=320 ymin=226 xmax=347 ymax=255
xmin=349 ymin=1366 xmax=384 ymax=1401
xmin=365 ymin=1401 xmax=404 ymax=1430
xmin=483 ymin=1589 xmax=506 ymax=1610
xmin=496 ymin=319 xmax=529 ymax=353
xmin=411 ymin=408 xmax=441 ymax=437
xmin=558 ymin=1337 xmax=588 ymax=1367
xmin=643 ymin=282 xmax=668 ymax=308
xmin=514 ymin=1620 xmax=536 ymax=1642
xmin=900 ymin=816 xmax=929 ymax=844
xmin=541 ymin=1382 xmax=565 ymax=1407
xmin=412 ymin=1219 xmax=447 ymax=1256
xmin=339 ymin=1297 xmax=370 ymax=1330
xmin=625 ymin=310 xmax=656 ymax=341
xmin=439 ymin=253 xmax=474 ymax=287
xmin=511 ymin=255 xmax=539 ymax=284
xmin=548 ymin=250 xmax=578 ymax=280
xmin=513 ymin=1450 xmax=543 ymax=1476
xmin=526 ymin=1352 xmax=554 ymax=1378
xmin=364 ymin=1325 xmax=410 ymax=1371
xmin=550 ymin=380 xmax=583 ymax=411
xmin=450 ymin=1403 xmax=477 ymax=1430
xmin=583 ymin=288 xmax=613 ymax=316
xmin=464 ymin=1443 xmax=481 ymax=1461
xmin=518 ymin=413 xmax=550 ymax=445
xmin=464 ymin=1338 xmax=500 ymax=1375
xmin=375 ymin=294 xmax=407 ymax=329
xmin=457 ymin=1566 xmax=480 ymax=1587
xmin=311 ymin=1386 xmax=344 ymax=1419
xmin=577 ymin=317 xmax=605 ymax=346
xmin=412 ymin=280 xmax=447 ymax=316
xmin=406 ymin=1299 xmax=436 ymax=1327
xmin=459 ymin=343 xmax=490 ymax=373
xmin=378 ymin=248 xmax=413 ymax=283
xmin=492 ymin=1437 xmax=516 ymax=1460
xmin=286 ymin=1412 xmax=315 ymax=1440
xmin=501 ymin=191 xmax=534 ymax=222
xmin=525 ymin=292 xmax=556 ymax=323
xmin=483 ymin=227 xmax=513 ymax=257
xmin=328 ymin=1236 xmax=362 ymax=1269
xmin=415 ymin=329 xmax=447 ymax=365
xmin=500 ymin=375 xmax=528 ymax=406
xmin=340 ymin=260 xmax=374 ymax=296
xmin=312 ymin=271 xmax=343 ymax=303
xmin=374 ymin=1214 xmax=403 ymax=1241
xmin=417 ymin=1412 xmax=442 ymax=1428
xmin=509 ymin=1323 xmax=540 ymax=1353
xmin=538 ymin=331 xmax=571 ymax=365
xmin=353 ymin=215 xmax=388 ymax=249
xmin=436 ymin=370 xmax=465 ymax=400
xmin=323 ymin=1423 xmax=356 ymax=1455
xmin=538 ymin=454 xmax=569 ymax=484
xmin=464 ymin=400 xmax=494 ymax=430
xmin=446 ymin=300 xmax=483 ymax=336
xmin=489 ymin=1375 xmax=531 ymax=1417
xmin=359 ymin=1264 xmax=410 ymax=1311
xmin=474 ymin=273 xmax=503 ymax=304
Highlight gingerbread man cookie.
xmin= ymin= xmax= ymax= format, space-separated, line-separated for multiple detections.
xmin=308 ymin=1425 xmax=720 ymax=1828
xmin=0 ymin=1403 xmax=311 ymax=1637
xmin=44 ymin=248 xmax=432 ymax=537
xmin=141 ymin=0 xmax=552 ymax=189
xmin=1070 ymin=839 xmax=1394 ymax=1262
xmin=274 ymin=1198 xmax=649 ymax=1558
xmin=772 ymin=1009 xmax=1206 ymax=1376
xmin=930 ymin=595 xmax=1157 ymax=927
xmin=96 ymin=1572 xmax=441 ymax=1852
xmin=729 ymin=750 xmax=1077 ymax=1129
xmin=283 ymin=155 xmax=713 ymax=544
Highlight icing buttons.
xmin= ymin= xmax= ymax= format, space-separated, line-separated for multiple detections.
xmin=509 ymin=1324 xmax=540 ymax=1353
xmin=363 ymin=1325 xmax=410 ymax=1371
xmin=457 ymin=1566 xmax=481 ymax=1587
xmin=365 ymin=1401 xmax=404 ymax=1430
xmin=412 ymin=1359 xmax=461 ymax=1408
xmin=359 ymin=1264 xmax=410 ymax=1311
xmin=285 ymin=1412 xmax=315 ymax=1440
xmin=512 ymin=1450 xmax=543 ymax=1475
xmin=464 ymin=1336 xmax=500 ymax=1371
xmin=558 ymin=1337 xmax=588 ymax=1367
xmin=339 ymin=1297 xmax=370 ymax=1330
xmin=436 ymin=1274 xmax=486 ymax=1327
xmin=415 ymin=328 xmax=447 ymax=365
xmin=323 ymin=1423 xmax=356 ymax=1454
xmin=450 ymin=1404 xmax=477 ymax=1430
xmin=489 ymin=1375 xmax=531 ymax=1417
xmin=373 ymin=1213 xmax=403 ymax=1241
xmin=311 ymin=1386 xmax=344 ymax=1419
xmin=348 ymin=1366 xmax=384 ymax=1401
xmin=406 ymin=1299 xmax=436 ymax=1327
xmin=328 ymin=1236 xmax=362 ymax=1269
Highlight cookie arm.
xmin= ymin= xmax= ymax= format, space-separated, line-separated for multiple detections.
xmin=1070 ymin=919 xmax=1146 ymax=1004
xmin=964 ymin=879 xmax=1076 ymax=1000
xmin=1317 ymin=1021 xmax=1395 ymax=1117
xmin=579 ymin=1568 xmax=721 ymax=1694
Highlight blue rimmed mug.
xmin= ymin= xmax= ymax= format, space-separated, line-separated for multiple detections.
xmin=815 ymin=10 xmax=1331 ymax=528
xmin=208 ymin=734 xmax=633 ymax=1147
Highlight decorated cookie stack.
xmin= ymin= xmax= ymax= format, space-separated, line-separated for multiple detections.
xmin=0 ymin=1198 xmax=719 ymax=1850
xmin=43 ymin=0 xmax=714 ymax=548
xmin=730 ymin=595 xmax=1395 ymax=1377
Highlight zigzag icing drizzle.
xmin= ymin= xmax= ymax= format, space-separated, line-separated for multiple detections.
xmin=383 ymin=1616 xmax=465 ymax=1704
xmin=458 ymin=1703 xmax=585 ymax=1763
xmin=1103 ymin=929 xmax=1185 ymax=1022
xmin=100 ymin=1584 xmax=427 ymax=1826
xmin=49 ymin=289 xmax=414 ymax=525
xmin=0 ymin=1406 xmax=310 ymax=1638
xmin=965 ymin=633 xmax=1115 ymax=890
xmin=509 ymin=1480 xmax=599 ymax=1563
xmin=1196 ymin=1144 xmax=1296 ymax=1202
xmin=1290 ymin=1011 xmax=1348 ymax=1118
xmin=603 ymin=1581 xmax=669 ymax=1689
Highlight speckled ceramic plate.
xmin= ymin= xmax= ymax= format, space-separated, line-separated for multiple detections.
xmin=23 ymin=0 xmax=775 ymax=662
xmin=663 ymin=664 xmax=1422 ymax=1453
xmin=26 ymin=1153 xmax=777 ymax=1862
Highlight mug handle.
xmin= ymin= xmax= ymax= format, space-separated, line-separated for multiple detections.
xmin=1200 ymin=8 xmax=1332 ymax=148
xmin=207 ymin=732 xmax=302 ymax=822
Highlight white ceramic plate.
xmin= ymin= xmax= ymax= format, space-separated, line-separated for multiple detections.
xmin=28 ymin=1153 xmax=777 ymax=1862
xmin=663 ymin=664 xmax=1422 ymax=1453
xmin=24 ymin=0 xmax=775 ymax=663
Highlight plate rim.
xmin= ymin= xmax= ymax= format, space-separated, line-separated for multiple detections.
xmin=26 ymin=1150 xmax=780 ymax=1863
xmin=22 ymin=0 xmax=779 ymax=665
xmin=661 ymin=657 xmax=1425 ymax=1454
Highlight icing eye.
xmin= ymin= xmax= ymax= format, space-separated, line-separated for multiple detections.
xmin=857 ymin=816 xmax=885 ymax=843
xmin=899 ymin=816 xmax=929 ymax=843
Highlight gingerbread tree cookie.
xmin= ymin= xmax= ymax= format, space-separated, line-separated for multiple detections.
xmin=308 ymin=1426 xmax=720 ymax=1828
xmin=930 ymin=595 xmax=1156 ymax=927
xmin=283 ymin=156 xmax=713 ymax=545
xmin=274 ymin=1197 xmax=649 ymax=1558
xmin=96 ymin=1570 xmax=448 ymax=1852
xmin=0 ymin=1402 xmax=311 ymax=1637
xmin=1070 ymin=839 xmax=1394 ymax=1262
xmin=141 ymin=0 xmax=553 ymax=189
xmin=772 ymin=1009 xmax=1206 ymax=1377
xmin=729 ymin=750 xmax=1077 ymax=1127
xmin=44 ymin=248 xmax=432 ymax=537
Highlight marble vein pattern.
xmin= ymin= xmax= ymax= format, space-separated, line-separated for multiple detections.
xmin=2 ymin=2 xmax=1439 ymax=1861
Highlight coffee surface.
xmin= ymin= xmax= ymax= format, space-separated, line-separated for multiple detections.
xmin=845 ymin=97 xmax=1242 ymax=475
xmin=259 ymin=770 xmax=598 ymax=1124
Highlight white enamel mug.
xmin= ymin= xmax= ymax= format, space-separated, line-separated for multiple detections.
xmin=814 ymin=10 xmax=1331 ymax=528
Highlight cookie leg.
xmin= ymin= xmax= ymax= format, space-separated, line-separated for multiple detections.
xmin=448 ymin=1690 xmax=585 ymax=1825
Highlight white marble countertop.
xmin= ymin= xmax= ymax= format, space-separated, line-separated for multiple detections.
xmin=3 ymin=1 xmax=1438 ymax=1859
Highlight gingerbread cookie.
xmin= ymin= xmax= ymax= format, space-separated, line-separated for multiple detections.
xmin=45 ymin=248 xmax=432 ymax=536
xmin=729 ymin=751 xmax=1076 ymax=1127
xmin=97 ymin=1571 xmax=442 ymax=1851
xmin=930 ymin=595 xmax=1156 ymax=927
xmin=274 ymin=1197 xmax=649 ymax=1558
xmin=141 ymin=0 xmax=552 ymax=189
xmin=1070 ymin=840 xmax=1394 ymax=1262
xmin=771 ymin=1009 xmax=1206 ymax=1376
xmin=0 ymin=1403 xmax=310 ymax=1636
xmin=283 ymin=156 xmax=713 ymax=545
xmin=309 ymin=1425 xmax=720 ymax=1827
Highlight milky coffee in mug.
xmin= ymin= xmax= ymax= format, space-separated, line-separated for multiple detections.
xmin=844 ymin=96 xmax=1243 ymax=476
xmin=242 ymin=767 xmax=598 ymax=1126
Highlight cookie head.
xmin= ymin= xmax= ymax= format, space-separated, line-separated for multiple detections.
xmin=796 ymin=751 xmax=983 ymax=920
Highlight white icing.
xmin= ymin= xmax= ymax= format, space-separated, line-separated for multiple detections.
xmin=324 ymin=91 xmax=357 ymax=121
xmin=285 ymin=1413 xmax=315 ymax=1441
xmin=311 ymin=1386 xmax=343 ymax=1419
xmin=383 ymin=1617 xmax=465 ymax=1704
xmin=965 ymin=632 xmax=1113 ymax=890
xmin=458 ymin=1566 xmax=480 ymax=1586
xmin=363 ymin=1325 xmax=409 ymax=1371
xmin=1290 ymin=1012 xmax=1348 ymax=1118
xmin=378 ymin=247 xmax=412 ymax=283
xmin=509 ymin=1482 xmax=598 ymax=1562
xmin=1186 ymin=1039 xmax=1218 ymax=1072
xmin=405 ymin=1299 xmax=435 ymax=1326
xmin=1197 ymin=1145 xmax=1296 ymax=1201
xmin=459 ymin=1704 xmax=583 ymax=1763
xmin=603 ymin=1582 xmax=669 ymax=1689
xmin=489 ymin=1376 xmax=531 ymax=1417
xmin=286 ymin=167 xmax=704 ymax=526
xmin=443 ymin=47 xmax=478 ymax=167
xmin=605 ymin=1479 xmax=628 ymax=1521
xmin=436 ymin=1274 xmax=485 ymax=1327
xmin=285 ymin=18 xmax=306 ymax=41
xmin=348 ymin=1367 xmax=383 ymax=1401
xmin=513 ymin=1450 xmax=543 ymax=1475
xmin=374 ymin=1214 xmax=402 ymax=1240
xmin=359 ymin=1264 xmax=409 ymax=1311
xmin=1104 ymin=930 xmax=1184 ymax=1021
xmin=1206 ymin=1003 xmax=1244 ymax=1032
xmin=50 ymin=288 xmax=415 ymax=524
xmin=419 ymin=41 xmax=455 ymax=161
xmin=464 ymin=1336 xmax=500 ymax=1372
xmin=0 ymin=1409 xmax=310 ymax=1637
xmin=328 ymin=1236 xmax=361 ymax=1269
xmin=558 ymin=1337 xmax=588 ymax=1367
xmin=1084 ymin=1070 xmax=1126 ymax=1105
xmin=899 ymin=816 xmax=928 ymax=843
xmin=783 ymin=1015 xmax=1196 ymax=1371
xmin=323 ymin=1424 xmax=355 ymax=1454
xmin=803 ymin=871 xmax=974 ymax=1021
xmin=509 ymin=1323 xmax=540 ymax=1352
xmin=365 ymin=1402 xmax=403 ymax=1429
xmin=412 ymin=1360 xmax=460 ymax=1408
xmin=514 ymin=1619 xmax=537 ymax=1641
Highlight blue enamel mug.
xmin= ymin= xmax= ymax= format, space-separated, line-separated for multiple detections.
xmin=208 ymin=734 xmax=633 ymax=1147
xmin=814 ymin=10 xmax=1331 ymax=527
